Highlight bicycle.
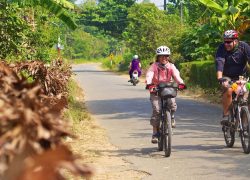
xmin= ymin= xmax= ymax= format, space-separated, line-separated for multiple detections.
xmin=222 ymin=76 xmax=250 ymax=154
xmin=156 ymin=82 xmax=180 ymax=157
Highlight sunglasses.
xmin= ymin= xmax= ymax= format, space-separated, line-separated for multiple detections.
xmin=159 ymin=55 xmax=170 ymax=57
xmin=224 ymin=41 xmax=234 ymax=44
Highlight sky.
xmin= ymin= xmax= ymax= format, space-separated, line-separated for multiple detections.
xmin=75 ymin=0 xmax=166 ymax=9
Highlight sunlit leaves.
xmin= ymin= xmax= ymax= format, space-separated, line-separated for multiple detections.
xmin=8 ymin=0 xmax=77 ymax=30
xmin=123 ymin=3 xmax=183 ymax=61
xmin=79 ymin=0 xmax=135 ymax=38
xmin=198 ymin=0 xmax=250 ymax=30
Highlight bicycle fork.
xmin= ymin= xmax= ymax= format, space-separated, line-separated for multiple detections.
xmin=235 ymin=105 xmax=244 ymax=132
xmin=161 ymin=99 xmax=171 ymax=136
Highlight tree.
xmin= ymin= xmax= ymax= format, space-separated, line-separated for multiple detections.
xmin=0 ymin=2 xmax=29 ymax=59
xmin=7 ymin=0 xmax=77 ymax=30
xmin=64 ymin=28 xmax=109 ymax=59
xmin=168 ymin=0 xmax=207 ymax=24
xmin=123 ymin=3 xmax=183 ymax=62
xmin=0 ymin=2 xmax=62 ymax=61
xmin=178 ymin=23 xmax=221 ymax=61
xmin=79 ymin=0 xmax=135 ymax=38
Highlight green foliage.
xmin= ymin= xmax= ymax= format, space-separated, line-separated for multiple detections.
xmin=102 ymin=54 xmax=124 ymax=70
xmin=179 ymin=60 xmax=218 ymax=89
xmin=168 ymin=0 xmax=207 ymax=24
xmin=0 ymin=2 xmax=30 ymax=59
xmin=63 ymin=28 xmax=109 ymax=59
xmin=8 ymin=0 xmax=77 ymax=30
xmin=198 ymin=0 xmax=250 ymax=30
xmin=1 ymin=1 xmax=78 ymax=61
xmin=123 ymin=3 xmax=184 ymax=64
xmin=79 ymin=0 xmax=135 ymax=38
xmin=179 ymin=23 xmax=222 ymax=61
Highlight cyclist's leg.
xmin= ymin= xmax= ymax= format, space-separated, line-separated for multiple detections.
xmin=128 ymin=70 xmax=133 ymax=81
xmin=222 ymin=87 xmax=233 ymax=116
xmin=150 ymin=93 xmax=161 ymax=133
xmin=221 ymin=87 xmax=233 ymax=125
xmin=168 ymin=98 xmax=177 ymax=127
xmin=150 ymin=93 xmax=161 ymax=143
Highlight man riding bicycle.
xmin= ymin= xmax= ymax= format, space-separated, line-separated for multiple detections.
xmin=146 ymin=46 xmax=186 ymax=143
xmin=216 ymin=30 xmax=250 ymax=125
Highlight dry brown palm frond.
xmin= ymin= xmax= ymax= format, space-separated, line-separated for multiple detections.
xmin=0 ymin=60 xmax=93 ymax=179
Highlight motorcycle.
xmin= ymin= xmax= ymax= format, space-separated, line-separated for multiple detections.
xmin=130 ymin=70 xmax=139 ymax=86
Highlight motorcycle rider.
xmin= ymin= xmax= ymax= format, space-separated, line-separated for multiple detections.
xmin=146 ymin=46 xmax=186 ymax=144
xmin=128 ymin=55 xmax=142 ymax=82
xmin=216 ymin=30 xmax=250 ymax=125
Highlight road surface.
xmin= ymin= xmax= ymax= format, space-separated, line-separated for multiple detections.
xmin=73 ymin=63 xmax=250 ymax=180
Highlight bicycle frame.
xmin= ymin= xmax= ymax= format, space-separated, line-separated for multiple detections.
xmin=231 ymin=95 xmax=245 ymax=131
xmin=158 ymin=97 xmax=172 ymax=157
xmin=156 ymin=82 xmax=179 ymax=157
xmin=222 ymin=81 xmax=250 ymax=153
xmin=160 ymin=98 xmax=171 ymax=126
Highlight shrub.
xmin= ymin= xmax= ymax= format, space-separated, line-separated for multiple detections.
xmin=179 ymin=60 xmax=218 ymax=89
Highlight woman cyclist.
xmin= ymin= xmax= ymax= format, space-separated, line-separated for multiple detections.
xmin=146 ymin=46 xmax=186 ymax=143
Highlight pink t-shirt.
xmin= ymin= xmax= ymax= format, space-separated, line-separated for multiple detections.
xmin=146 ymin=62 xmax=184 ymax=85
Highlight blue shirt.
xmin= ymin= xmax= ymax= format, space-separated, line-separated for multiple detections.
xmin=215 ymin=41 xmax=250 ymax=79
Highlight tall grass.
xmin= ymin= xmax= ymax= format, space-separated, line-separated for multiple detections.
xmin=64 ymin=79 xmax=90 ymax=126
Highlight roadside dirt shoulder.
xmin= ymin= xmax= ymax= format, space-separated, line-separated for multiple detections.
xmin=68 ymin=95 xmax=149 ymax=180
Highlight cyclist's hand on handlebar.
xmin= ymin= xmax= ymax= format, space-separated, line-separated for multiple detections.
xmin=218 ymin=78 xmax=229 ymax=87
xmin=178 ymin=83 xmax=187 ymax=90
xmin=146 ymin=84 xmax=156 ymax=93
xmin=218 ymin=78 xmax=226 ymax=84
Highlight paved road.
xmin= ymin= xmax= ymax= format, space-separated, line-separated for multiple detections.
xmin=73 ymin=63 xmax=250 ymax=180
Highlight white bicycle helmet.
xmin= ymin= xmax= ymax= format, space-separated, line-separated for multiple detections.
xmin=133 ymin=55 xmax=139 ymax=59
xmin=156 ymin=46 xmax=171 ymax=55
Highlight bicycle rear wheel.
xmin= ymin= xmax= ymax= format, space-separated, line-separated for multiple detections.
xmin=239 ymin=106 xmax=250 ymax=154
xmin=163 ymin=110 xmax=172 ymax=157
xmin=222 ymin=108 xmax=235 ymax=147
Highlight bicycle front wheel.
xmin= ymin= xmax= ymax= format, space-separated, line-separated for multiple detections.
xmin=222 ymin=108 xmax=235 ymax=147
xmin=163 ymin=110 xmax=172 ymax=157
xmin=239 ymin=106 xmax=250 ymax=154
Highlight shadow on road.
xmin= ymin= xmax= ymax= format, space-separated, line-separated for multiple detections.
xmin=86 ymin=97 xmax=221 ymax=133
xmin=85 ymin=97 xmax=250 ymax=178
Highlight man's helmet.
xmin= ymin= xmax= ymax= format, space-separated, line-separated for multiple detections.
xmin=224 ymin=30 xmax=238 ymax=39
xmin=133 ymin=55 xmax=138 ymax=59
xmin=156 ymin=46 xmax=171 ymax=55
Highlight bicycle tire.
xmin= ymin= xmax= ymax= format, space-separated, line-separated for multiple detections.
xmin=158 ymin=128 xmax=163 ymax=151
xmin=163 ymin=110 xmax=172 ymax=157
xmin=222 ymin=108 xmax=235 ymax=148
xmin=239 ymin=106 xmax=250 ymax=154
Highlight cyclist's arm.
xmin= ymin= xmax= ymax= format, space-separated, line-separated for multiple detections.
xmin=215 ymin=44 xmax=225 ymax=80
xmin=244 ymin=42 xmax=250 ymax=64
xmin=171 ymin=64 xmax=184 ymax=84
xmin=139 ymin=63 xmax=142 ymax=68
xmin=217 ymin=71 xmax=223 ymax=80
xmin=146 ymin=64 xmax=155 ymax=85
xmin=128 ymin=62 xmax=132 ymax=69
